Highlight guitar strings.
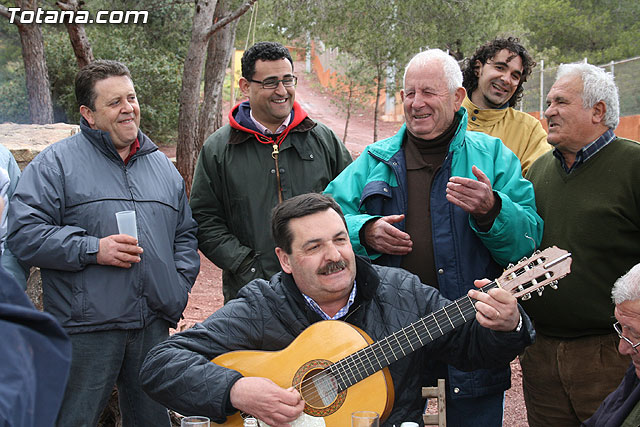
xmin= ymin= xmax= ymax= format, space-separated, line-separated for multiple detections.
xmin=293 ymin=285 xmax=486 ymax=399
xmin=293 ymin=259 xmax=543 ymax=401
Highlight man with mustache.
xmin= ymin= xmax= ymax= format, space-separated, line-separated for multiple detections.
xmin=7 ymin=59 xmax=200 ymax=426
xmin=325 ymin=49 xmax=542 ymax=426
xmin=140 ymin=193 xmax=535 ymax=426
xmin=461 ymin=37 xmax=549 ymax=175
xmin=190 ymin=41 xmax=352 ymax=303
xmin=521 ymin=62 xmax=640 ymax=426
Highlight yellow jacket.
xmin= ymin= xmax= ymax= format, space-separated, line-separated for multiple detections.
xmin=463 ymin=96 xmax=550 ymax=175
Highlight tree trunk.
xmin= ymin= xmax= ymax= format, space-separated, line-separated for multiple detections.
xmin=57 ymin=0 xmax=95 ymax=69
xmin=197 ymin=0 xmax=238 ymax=145
xmin=373 ymin=66 xmax=383 ymax=143
xmin=8 ymin=0 xmax=54 ymax=124
xmin=176 ymin=0 xmax=219 ymax=194
xmin=343 ymin=84 xmax=353 ymax=143
xmin=176 ymin=0 xmax=256 ymax=193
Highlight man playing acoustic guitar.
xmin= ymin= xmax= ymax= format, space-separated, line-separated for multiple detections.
xmin=140 ymin=193 xmax=536 ymax=426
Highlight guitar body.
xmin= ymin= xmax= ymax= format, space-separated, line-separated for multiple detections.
xmin=210 ymin=320 xmax=394 ymax=426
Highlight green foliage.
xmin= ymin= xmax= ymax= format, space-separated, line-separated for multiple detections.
xmin=0 ymin=61 xmax=30 ymax=123
xmin=518 ymin=0 xmax=640 ymax=65
xmin=1 ymin=0 xmax=192 ymax=141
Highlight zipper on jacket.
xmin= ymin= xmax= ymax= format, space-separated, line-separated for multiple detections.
xmin=272 ymin=143 xmax=283 ymax=203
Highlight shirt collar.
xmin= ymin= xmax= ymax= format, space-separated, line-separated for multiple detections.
xmin=249 ymin=110 xmax=291 ymax=135
xmin=303 ymin=281 xmax=357 ymax=320
xmin=553 ymin=129 xmax=616 ymax=173
xmin=123 ymin=138 xmax=140 ymax=165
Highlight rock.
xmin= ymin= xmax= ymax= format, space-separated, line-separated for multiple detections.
xmin=0 ymin=122 xmax=79 ymax=170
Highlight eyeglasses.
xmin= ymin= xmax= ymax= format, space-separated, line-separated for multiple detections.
xmin=613 ymin=322 xmax=640 ymax=353
xmin=248 ymin=76 xmax=298 ymax=89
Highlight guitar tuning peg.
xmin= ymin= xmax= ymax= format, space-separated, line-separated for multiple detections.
xmin=507 ymin=263 xmax=514 ymax=269
xmin=534 ymin=249 xmax=541 ymax=255
xmin=537 ymin=287 xmax=544 ymax=296
xmin=522 ymin=293 xmax=531 ymax=301
xmin=520 ymin=256 xmax=528 ymax=263
xmin=518 ymin=285 xmax=524 ymax=292
xmin=549 ymin=282 xmax=558 ymax=290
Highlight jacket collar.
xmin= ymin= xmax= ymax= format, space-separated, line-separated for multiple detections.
xmin=227 ymin=101 xmax=315 ymax=145
xmin=368 ymin=108 xmax=469 ymax=162
xmin=279 ymin=254 xmax=380 ymax=312
xmin=79 ymin=118 xmax=157 ymax=161
xmin=463 ymin=96 xmax=509 ymax=127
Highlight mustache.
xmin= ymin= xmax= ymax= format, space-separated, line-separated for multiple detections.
xmin=317 ymin=260 xmax=347 ymax=275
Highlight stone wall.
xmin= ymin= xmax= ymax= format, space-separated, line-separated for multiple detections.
xmin=0 ymin=122 xmax=79 ymax=170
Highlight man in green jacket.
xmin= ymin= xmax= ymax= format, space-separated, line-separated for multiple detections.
xmin=522 ymin=62 xmax=640 ymax=426
xmin=325 ymin=48 xmax=542 ymax=427
xmin=190 ymin=42 xmax=352 ymax=302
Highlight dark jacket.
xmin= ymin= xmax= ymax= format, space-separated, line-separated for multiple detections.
xmin=7 ymin=119 xmax=200 ymax=333
xmin=0 ymin=264 xmax=71 ymax=426
xmin=140 ymin=256 xmax=534 ymax=426
xmin=583 ymin=363 xmax=640 ymax=427
xmin=190 ymin=101 xmax=352 ymax=300
xmin=325 ymin=109 xmax=542 ymax=399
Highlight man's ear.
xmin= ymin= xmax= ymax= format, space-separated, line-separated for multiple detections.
xmin=79 ymin=105 xmax=96 ymax=128
xmin=238 ymin=77 xmax=251 ymax=98
xmin=592 ymin=100 xmax=607 ymax=125
xmin=400 ymin=89 xmax=405 ymax=102
xmin=473 ymin=59 xmax=483 ymax=77
xmin=453 ymin=87 xmax=467 ymax=111
xmin=275 ymin=247 xmax=293 ymax=274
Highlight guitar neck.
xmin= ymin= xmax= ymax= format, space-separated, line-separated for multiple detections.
xmin=330 ymin=281 xmax=499 ymax=391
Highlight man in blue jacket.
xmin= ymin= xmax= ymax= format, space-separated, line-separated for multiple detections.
xmin=0 ymin=196 xmax=71 ymax=427
xmin=325 ymin=49 xmax=543 ymax=426
xmin=7 ymin=60 xmax=200 ymax=426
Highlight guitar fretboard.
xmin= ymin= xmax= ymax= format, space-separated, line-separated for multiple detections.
xmin=328 ymin=281 xmax=499 ymax=391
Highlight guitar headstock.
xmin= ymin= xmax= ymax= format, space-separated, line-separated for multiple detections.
xmin=498 ymin=246 xmax=572 ymax=300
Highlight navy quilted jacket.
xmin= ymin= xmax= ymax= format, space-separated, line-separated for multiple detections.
xmin=141 ymin=256 xmax=534 ymax=426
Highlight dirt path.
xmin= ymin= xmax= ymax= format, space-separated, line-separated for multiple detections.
xmin=169 ymin=63 xmax=529 ymax=426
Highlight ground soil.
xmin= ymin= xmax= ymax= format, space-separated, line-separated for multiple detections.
xmin=161 ymin=63 xmax=529 ymax=426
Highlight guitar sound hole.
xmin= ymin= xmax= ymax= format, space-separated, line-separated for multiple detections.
xmin=293 ymin=359 xmax=346 ymax=417
xmin=301 ymin=368 xmax=338 ymax=408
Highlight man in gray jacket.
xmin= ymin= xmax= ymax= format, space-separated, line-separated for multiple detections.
xmin=7 ymin=60 xmax=200 ymax=426
xmin=140 ymin=193 xmax=533 ymax=426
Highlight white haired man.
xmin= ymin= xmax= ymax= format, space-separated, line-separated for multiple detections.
xmin=522 ymin=63 xmax=640 ymax=426
xmin=583 ymin=263 xmax=640 ymax=426
xmin=325 ymin=49 xmax=542 ymax=426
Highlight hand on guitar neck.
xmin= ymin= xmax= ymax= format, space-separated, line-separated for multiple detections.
xmin=469 ymin=279 xmax=521 ymax=331
xmin=230 ymin=377 xmax=306 ymax=426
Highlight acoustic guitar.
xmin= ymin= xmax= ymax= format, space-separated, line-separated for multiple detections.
xmin=211 ymin=246 xmax=572 ymax=426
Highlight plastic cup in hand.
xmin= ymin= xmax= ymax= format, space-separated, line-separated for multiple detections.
xmin=115 ymin=210 xmax=137 ymax=240
xmin=181 ymin=416 xmax=210 ymax=427
xmin=351 ymin=411 xmax=379 ymax=427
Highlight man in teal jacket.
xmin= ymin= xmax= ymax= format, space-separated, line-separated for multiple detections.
xmin=325 ymin=49 xmax=542 ymax=427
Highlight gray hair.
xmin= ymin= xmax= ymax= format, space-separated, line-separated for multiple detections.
xmin=612 ymin=263 xmax=640 ymax=305
xmin=403 ymin=49 xmax=462 ymax=93
xmin=556 ymin=63 xmax=620 ymax=129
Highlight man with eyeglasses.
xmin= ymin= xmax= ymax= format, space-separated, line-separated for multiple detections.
xmin=190 ymin=41 xmax=352 ymax=302
xmin=583 ymin=263 xmax=640 ymax=426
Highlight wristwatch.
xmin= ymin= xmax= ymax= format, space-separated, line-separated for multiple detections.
xmin=514 ymin=314 xmax=523 ymax=333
